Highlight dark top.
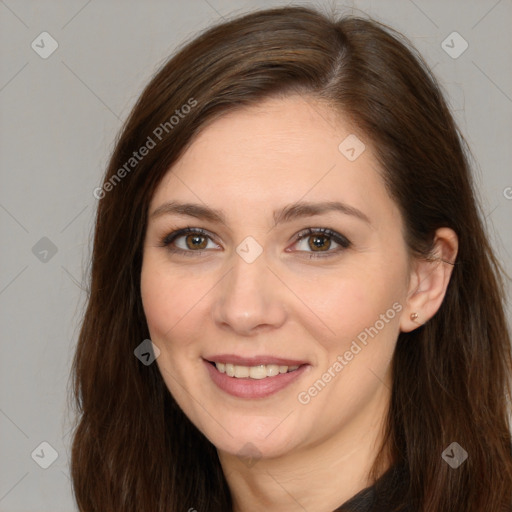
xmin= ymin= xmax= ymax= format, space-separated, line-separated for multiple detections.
xmin=333 ymin=463 xmax=412 ymax=512
xmin=333 ymin=442 xmax=512 ymax=511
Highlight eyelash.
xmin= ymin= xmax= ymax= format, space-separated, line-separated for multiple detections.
xmin=159 ymin=226 xmax=352 ymax=259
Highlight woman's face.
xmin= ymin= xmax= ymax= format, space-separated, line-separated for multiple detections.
xmin=141 ymin=95 xmax=412 ymax=460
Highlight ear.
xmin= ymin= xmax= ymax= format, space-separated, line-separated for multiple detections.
xmin=400 ymin=227 xmax=458 ymax=333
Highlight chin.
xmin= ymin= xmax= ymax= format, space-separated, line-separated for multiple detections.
xmin=202 ymin=418 xmax=301 ymax=462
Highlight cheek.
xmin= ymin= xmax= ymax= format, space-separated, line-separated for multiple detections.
xmin=304 ymin=271 xmax=400 ymax=338
xmin=140 ymin=259 xmax=197 ymax=339
xmin=293 ymin=258 xmax=406 ymax=368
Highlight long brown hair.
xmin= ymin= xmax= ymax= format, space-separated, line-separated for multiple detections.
xmin=68 ymin=6 xmax=512 ymax=511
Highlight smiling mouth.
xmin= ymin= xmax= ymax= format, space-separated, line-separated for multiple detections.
xmin=207 ymin=360 xmax=302 ymax=379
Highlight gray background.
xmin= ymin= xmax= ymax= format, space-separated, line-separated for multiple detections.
xmin=1 ymin=0 xmax=511 ymax=510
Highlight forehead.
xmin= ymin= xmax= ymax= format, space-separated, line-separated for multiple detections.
xmin=149 ymin=95 xmax=397 ymax=227
xmin=172 ymin=95 xmax=355 ymax=177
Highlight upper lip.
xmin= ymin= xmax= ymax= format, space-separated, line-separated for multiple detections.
xmin=204 ymin=354 xmax=309 ymax=366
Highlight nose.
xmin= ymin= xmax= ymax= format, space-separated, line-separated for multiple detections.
xmin=211 ymin=249 xmax=288 ymax=336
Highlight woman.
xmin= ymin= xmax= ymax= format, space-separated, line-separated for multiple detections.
xmin=69 ymin=5 xmax=512 ymax=511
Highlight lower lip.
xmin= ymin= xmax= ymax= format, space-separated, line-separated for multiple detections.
xmin=203 ymin=359 xmax=310 ymax=399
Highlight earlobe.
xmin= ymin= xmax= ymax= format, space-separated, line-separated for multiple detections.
xmin=400 ymin=228 xmax=458 ymax=333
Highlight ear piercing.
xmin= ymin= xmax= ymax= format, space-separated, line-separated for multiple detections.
xmin=410 ymin=312 xmax=419 ymax=322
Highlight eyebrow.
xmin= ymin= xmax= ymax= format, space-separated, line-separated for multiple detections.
xmin=150 ymin=200 xmax=372 ymax=226
xmin=150 ymin=201 xmax=371 ymax=226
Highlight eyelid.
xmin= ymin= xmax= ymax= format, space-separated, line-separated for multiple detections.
xmin=161 ymin=227 xmax=216 ymax=246
xmin=160 ymin=227 xmax=220 ymax=254
xmin=287 ymin=227 xmax=351 ymax=258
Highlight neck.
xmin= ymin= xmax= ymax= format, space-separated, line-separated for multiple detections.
xmin=218 ymin=383 xmax=392 ymax=512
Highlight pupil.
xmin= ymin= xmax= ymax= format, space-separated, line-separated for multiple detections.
xmin=310 ymin=235 xmax=329 ymax=251
xmin=187 ymin=234 xmax=207 ymax=250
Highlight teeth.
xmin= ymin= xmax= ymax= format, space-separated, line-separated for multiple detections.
xmin=214 ymin=362 xmax=300 ymax=379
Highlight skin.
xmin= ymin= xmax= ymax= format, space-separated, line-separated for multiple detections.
xmin=140 ymin=95 xmax=458 ymax=512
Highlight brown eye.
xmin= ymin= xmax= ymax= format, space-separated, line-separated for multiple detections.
xmin=161 ymin=227 xmax=220 ymax=256
xmin=308 ymin=234 xmax=332 ymax=251
xmin=185 ymin=233 xmax=208 ymax=250
xmin=290 ymin=228 xmax=351 ymax=259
